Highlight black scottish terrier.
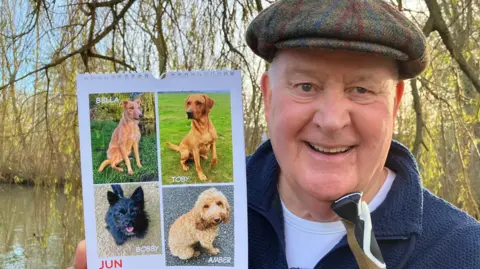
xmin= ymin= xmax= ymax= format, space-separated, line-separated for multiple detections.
xmin=105 ymin=184 xmax=149 ymax=245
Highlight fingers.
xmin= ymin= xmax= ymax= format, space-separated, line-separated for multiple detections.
xmin=68 ymin=240 xmax=87 ymax=269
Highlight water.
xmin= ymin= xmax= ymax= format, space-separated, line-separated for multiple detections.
xmin=0 ymin=184 xmax=84 ymax=269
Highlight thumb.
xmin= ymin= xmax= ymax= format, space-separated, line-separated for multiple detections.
xmin=68 ymin=240 xmax=87 ymax=269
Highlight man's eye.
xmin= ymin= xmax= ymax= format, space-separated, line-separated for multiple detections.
xmin=300 ymin=83 xmax=313 ymax=92
xmin=355 ymin=87 xmax=369 ymax=94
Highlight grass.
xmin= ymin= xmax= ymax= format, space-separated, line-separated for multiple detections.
xmin=90 ymin=120 xmax=159 ymax=184
xmin=158 ymin=92 xmax=233 ymax=185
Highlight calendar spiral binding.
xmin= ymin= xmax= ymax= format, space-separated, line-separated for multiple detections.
xmin=165 ymin=70 xmax=237 ymax=78
xmin=77 ymin=69 xmax=239 ymax=80
xmin=77 ymin=71 xmax=154 ymax=80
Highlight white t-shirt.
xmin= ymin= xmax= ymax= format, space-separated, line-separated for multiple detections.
xmin=281 ymin=168 xmax=396 ymax=269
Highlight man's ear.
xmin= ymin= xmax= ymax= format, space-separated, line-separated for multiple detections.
xmin=261 ymin=72 xmax=272 ymax=123
xmin=393 ymin=80 xmax=405 ymax=120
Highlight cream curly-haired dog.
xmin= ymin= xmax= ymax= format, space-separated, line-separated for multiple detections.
xmin=168 ymin=188 xmax=231 ymax=260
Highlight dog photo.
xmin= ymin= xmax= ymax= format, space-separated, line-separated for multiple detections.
xmin=90 ymin=92 xmax=159 ymax=184
xmin=94 ymin=182 xmax=162 ymax=258
xmin=163 ymin=185 xmax=235 ymax=266
xmin=105 ymin=184 xmax=149 ymax=245
xmin=158 ymin=91 xmax=233 ymax=185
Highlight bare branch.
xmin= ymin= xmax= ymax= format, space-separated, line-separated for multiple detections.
xmin=86 ymin=0 xmax=125 ymax=9
xmin=423 ymin=15 xmax=435 ymax=36
xmin=88 ymin=51 xmax=135 ymax=70
xmin=424 ymin=0 xmax=480 ymax=93
xmin=0 ymin=0 xmax=136 ymax=91
xmin=254 ymin=0 xmax=263 ymax=11
xmin=419 ymin=77 xmax=480 ymax=159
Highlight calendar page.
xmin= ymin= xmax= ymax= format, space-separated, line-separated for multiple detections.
xmin=76 ymin=71 xmax=248 ymax=269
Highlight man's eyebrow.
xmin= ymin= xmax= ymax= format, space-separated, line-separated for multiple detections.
xmin=281 ymin=65 xmax=388 ymax=85
xmin=283 ymin=64 xmax=324 ymax=78
xmin=346 ymin=74 xmax=382 ymax=84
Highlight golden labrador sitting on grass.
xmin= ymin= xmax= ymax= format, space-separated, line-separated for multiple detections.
xmin=168 ymin=188 xmax=231 ymax=260
xmin=166 ymin=94 xmax=218 ymax=181
xmin=98 ymin=98 xmax=143 ymax=175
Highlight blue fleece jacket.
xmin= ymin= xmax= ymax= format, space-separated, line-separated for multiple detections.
xmin=246 ymin=139 xmax=480 ymax=269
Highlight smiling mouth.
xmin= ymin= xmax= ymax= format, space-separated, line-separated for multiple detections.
xmin=307 ymin=142 xmax=353 ymax=155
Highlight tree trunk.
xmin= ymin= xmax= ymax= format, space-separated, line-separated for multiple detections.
xmin=155 ymin=1 xmax=168 ymax=75
xmin=411 ymin=78 xmax=423 ymax=158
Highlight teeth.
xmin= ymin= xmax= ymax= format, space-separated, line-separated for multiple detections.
xmin=309 ymin=143 xmax=350 ymax=153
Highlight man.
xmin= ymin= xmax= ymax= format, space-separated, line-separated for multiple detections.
xmin=70 ymin=0 xmax=480 ymax=268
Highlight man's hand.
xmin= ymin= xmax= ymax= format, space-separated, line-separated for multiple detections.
xmin=67 ymin=240 xmax=87 ymax=269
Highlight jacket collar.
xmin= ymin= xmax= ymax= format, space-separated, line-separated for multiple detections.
xmin=370 ymin=140 xmax=423 ymax=238
xmin=246 ymin=139 xmax=423 ymax=241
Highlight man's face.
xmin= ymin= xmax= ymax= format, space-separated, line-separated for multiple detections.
xmin=261 ymin=49 xmax=404 ymax=204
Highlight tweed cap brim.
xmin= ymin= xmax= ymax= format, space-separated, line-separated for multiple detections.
xmin=246 ymin=0 xmax=429 ymax=79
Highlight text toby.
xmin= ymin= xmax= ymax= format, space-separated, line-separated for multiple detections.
xmin=171 ymin=176 xmax=190 ymax=183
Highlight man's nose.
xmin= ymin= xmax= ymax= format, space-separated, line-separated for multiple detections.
xmin=312 ymin=91 xmax=351 ymax=133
